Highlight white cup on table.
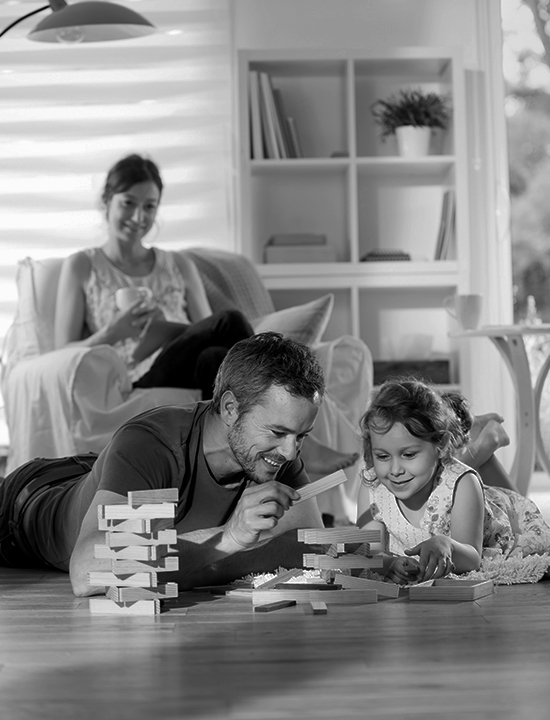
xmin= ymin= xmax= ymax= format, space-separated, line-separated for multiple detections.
xmin=444 ymin=293 xmax=482 ymax=330
xmin=115 ymin=286 xmax=153 ymax=312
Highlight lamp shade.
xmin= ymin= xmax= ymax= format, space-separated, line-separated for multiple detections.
xmin=28 ymin=1 xmax=156 ymax=43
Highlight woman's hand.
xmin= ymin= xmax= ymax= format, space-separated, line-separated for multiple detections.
xmin=385 ymin=555 xmax=422 ymax=584
xmin=109 ymin=300 xmax=163 ymax=343
xmin=404 ymin=535 xmax=455 ymax=582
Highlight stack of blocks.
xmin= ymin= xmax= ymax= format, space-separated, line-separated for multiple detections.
xmin=249 ymin=526 xmax=401 ymax=614
xmin=88 ymin=488 xmax=179 ymax=615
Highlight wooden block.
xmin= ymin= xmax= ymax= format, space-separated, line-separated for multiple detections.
xmin=94 ymin=544 xmax=168 ymax=561
xmin=310 ymin=601 xmax=328 ymax=614
xmin=98 ymin=503 xmax=175 ymax=521
xmin=105 ymin=530 xmax=177 ymax=547
xmin=110 ymin=556 xmax=179 ymax=574
xmin=127 ymin=489 xmax=179 ymax=506
xmin=89 ymin=597 xmax=160 ymax=615
xmin=254 ymin=568 xmax=302 ymax=590
xmin=408 ymin=578 xmax=494 ymax=602
xmin=334 ymin=572 xmax=400 ymax=598
xmin=88 ymin=571 xmax=158 ymax=587
xmin=294 ymin=470 xmax=348 ymax=505
xmin=254 ymin=600 xmax=297 ymax=613
xmin=252 ymin=588 xmax=377 ymax=605
xmin=303 ymin=554 xmax=384 ymax=570
xmin=273 ymin=583 xmax=342 ymax=591
xmin=106 ymin=583 xmax=178 ymax=602
xmin=98 ymin=517 xmax=174 ymax=533
xmin=297 ymin=528 xmax=382 ymax=544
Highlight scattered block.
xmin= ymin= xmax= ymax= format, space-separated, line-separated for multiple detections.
xmin=303 ymin=553 xmax=384 ymax=570
xmin=310 ymin=601 xmax=328 ymax=615
xmin=252 ymin=588 xmax=377 ymax=605
xmin=408 ymin=578 xmax=494 ymax=602
xmin=254 ymin=600 xmax=297 ymax=613
xmin=334 ymin=572 xmax=400 ymax=598
xmin=294 ymin=470 xmax=348 ymax=504
xmin=254 ymin=568 xmax=302 ymax=590
xmin=273 ymin=583 xmax=342 ymax=591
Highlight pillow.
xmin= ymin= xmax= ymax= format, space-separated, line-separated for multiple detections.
xmin=251 ymin=293 xmax=334 ymax=346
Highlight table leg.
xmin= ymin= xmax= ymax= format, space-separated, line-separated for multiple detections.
xmin=533 ymin=353 xmax=550 ymax=481
xmin=490 ymin=336 xmax=535 ymax=495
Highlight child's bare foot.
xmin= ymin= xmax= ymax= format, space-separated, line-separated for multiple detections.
xmin=301 ymin=436 xmax=359 ymax=479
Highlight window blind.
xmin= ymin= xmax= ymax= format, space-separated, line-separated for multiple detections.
xmin=0 ymin=0 xmax=233 ymax=352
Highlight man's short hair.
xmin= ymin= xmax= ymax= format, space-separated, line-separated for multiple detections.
xmin=210 ymin=332 xmax=325 ymax=415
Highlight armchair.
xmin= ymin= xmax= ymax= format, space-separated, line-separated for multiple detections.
xmin=2 ymin=248 xmax=373 ymax=520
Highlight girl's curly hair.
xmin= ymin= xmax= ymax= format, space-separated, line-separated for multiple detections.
xmin=359 ymin=377 xmax=470 ymax=479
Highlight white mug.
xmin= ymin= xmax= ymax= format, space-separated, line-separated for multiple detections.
xmin=115 ymin=286 xmax=153 ymax=312
xmin=444 ymin=293 xmax=482 ymax=330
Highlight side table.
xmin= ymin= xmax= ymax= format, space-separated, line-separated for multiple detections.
xmin=454 ymin=325 xmax=550 ymax=495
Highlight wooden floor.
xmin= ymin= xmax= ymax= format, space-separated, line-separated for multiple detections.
xmin=1 ymin=568 xmax=550 ymax=720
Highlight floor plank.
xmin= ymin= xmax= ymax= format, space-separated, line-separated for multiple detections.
xmin=1 ymin=569 xmax=550 ymax=719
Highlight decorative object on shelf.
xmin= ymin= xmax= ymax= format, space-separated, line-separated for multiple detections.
xmin=444 ymin=293 xmax=483 ymax=330
xmin=373 ymin=359 xmax=451 ymax=386
xmin=434 ymin=189 xmax=456 ymax=260
xmin=264 ymin=233 xmax=336 ymax=263
xmin=370 ymin=88 xmax=451 ymax=157
xmin=361 ymin=249 xmax=411 ymax=262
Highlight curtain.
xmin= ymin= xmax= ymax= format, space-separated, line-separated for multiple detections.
xmin=0 ymin=0 xmax=233 ymax=445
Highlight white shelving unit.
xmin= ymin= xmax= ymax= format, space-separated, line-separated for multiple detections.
xmin=237 ymin=47 xmax=471 ymax=384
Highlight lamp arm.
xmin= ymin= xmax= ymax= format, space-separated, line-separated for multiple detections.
xmin=0 ymin=6 xmax=50 ymax=40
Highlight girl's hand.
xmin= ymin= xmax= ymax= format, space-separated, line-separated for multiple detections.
xmin=404 ymin=535 xmax=455 ymax=582
xmin=385 ymin=556 xmax=421 ymax=584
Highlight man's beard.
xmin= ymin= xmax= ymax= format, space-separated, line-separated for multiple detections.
xmin=227 ymin=417 xmax=285 ymax=484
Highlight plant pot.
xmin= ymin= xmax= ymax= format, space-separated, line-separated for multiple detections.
xmin=395 ymin=125 xmax=431 ymax=157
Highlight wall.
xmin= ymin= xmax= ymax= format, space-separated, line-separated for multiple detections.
xmin=230 ymin=0 xmax=517 ymax=469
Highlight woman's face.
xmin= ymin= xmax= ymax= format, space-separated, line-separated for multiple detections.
xmin=106 ymin=181 xmax=161 ymax=244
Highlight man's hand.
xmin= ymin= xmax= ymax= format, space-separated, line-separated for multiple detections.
xmin=405 ymin=535 xmax=455 ymax=582
xmin=385 ymin=556 xmax=421 ymax=584
xmin=222 ymin=481 xmax=299 ymax=551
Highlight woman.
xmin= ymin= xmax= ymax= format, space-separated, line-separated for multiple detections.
xmin=55 ymin=152 xmax=359 ymax=479
xmin=54 ymin=153 xmax=252 ymax=399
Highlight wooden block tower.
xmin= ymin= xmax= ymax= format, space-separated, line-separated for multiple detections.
xmin=88 ymin=488 xmax=179 ymax=615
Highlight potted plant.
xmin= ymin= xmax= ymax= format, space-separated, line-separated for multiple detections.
xmin=371 ymin=88 xmax=451 ymax=157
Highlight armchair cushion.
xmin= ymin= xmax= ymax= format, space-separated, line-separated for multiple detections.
xmin=251 ymin=294 xmax=334 ymax=346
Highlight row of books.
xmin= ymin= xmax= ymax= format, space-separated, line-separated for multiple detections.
xmin=434 ymin=189 xmax=456 ymax=260
xmin=248 ymin=70 xmax=303 ymax=160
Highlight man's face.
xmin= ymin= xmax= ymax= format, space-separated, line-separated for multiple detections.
xmin=227 ymin=385 xmax=319 ymax=484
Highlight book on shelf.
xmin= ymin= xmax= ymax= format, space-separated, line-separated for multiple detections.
xmin=264 ymin=244 xmax=336 ymax=263
xmin=285 ymin=116 xmax=303 ymax=158
xmin=361 ymin=249 xmax=411 ymax=262
xmin=258 ymin=72 xmax=279 ymax=159
xmin=248 ymin=70 xmax=302 ymax=160
xmin=268 ymin=233 xmax=327 ymax=246
xmin=248 ymin=70 xmax=264 ymax=160
xmin=434 ymin=189 xmax=456 ymax=260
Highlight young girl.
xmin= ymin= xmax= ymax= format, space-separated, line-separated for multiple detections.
xmin=356 ymin=378 xmax=550 ymax=584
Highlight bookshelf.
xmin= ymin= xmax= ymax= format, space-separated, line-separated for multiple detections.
xmin=237 ymin=47 xmax=470 ymax=384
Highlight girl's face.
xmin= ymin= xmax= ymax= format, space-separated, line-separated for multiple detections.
xmin=106 ymin=180 xmax=161 ymax=244
xmin=370 ymin=421 xmax=440 ymax=505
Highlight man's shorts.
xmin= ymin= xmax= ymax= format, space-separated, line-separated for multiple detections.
xmin=0 ymin=454 xmax=98 ymax=568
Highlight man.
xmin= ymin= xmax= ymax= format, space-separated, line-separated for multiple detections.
xmin=0 ymin=332 xmax=326 ymax=596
